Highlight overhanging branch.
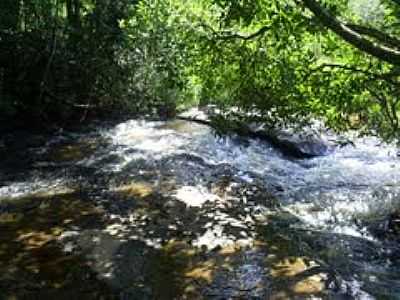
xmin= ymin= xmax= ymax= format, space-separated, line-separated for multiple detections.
xmin=302 ymin=0 xmax=400 ymax=66
xmin=347 ymin=24 xmax=400 ymax=50
xmin=308 ymin=63 xmax=399 ymax=85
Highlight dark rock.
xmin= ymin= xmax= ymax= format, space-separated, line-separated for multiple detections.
xmin=254 ymin=129 xmax=333 ymax=158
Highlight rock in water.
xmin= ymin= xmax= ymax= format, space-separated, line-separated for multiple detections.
xmin=178 ymin=108 xmax=333 ymax=158
xmin=258 ymin=129 xmax=333 ymax=158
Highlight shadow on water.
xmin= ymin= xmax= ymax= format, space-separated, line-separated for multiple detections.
xmin=259 ymin=212 xmax=400 ymax=299
xmin=0 ymin=188 xmax=199 ymax=299
xmin=0 ymin=190 xmax=113 ymax=299
xmin=1 ymin=119 xmax=400 ymax=299
xmin=0 ymin=171 xmax=271 ymax=299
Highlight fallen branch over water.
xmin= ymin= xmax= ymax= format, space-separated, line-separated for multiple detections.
xmin=176 ymin=116 xmax=211 ymax=126
xmin=177 ymin=115 xmax=333 ymax=158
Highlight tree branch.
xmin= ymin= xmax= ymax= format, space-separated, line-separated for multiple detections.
xmin=301 ymin=0 xmax=400 ymax=66
xmin=218 ymin=25 xmax=271 ymax=41
xmin=307 ymin=63 xmax=399 ymax=85
xmin=312 ymin=63 xmax=376 ymax=76
xmin=366 ymin=86 xmax=399 ymax=133
xmin=346 ymin=24 xmax=400 ymax=50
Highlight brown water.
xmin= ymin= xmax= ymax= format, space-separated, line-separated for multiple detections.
xmin=0 ymin=119 xmax=400 ymax=299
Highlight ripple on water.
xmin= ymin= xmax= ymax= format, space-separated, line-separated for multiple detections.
xmin=75 ymin=120 xmax=400 ymax=297
xmin=2 ymin=118 xmax=400 ymax=298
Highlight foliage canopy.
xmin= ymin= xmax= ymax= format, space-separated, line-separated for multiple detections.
xmin=0 ymin=0 xmax=399 ymax=140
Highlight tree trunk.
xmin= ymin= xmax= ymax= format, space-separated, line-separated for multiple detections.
xmin=0 ymin=0 xmax=20 ymax=31
xmin=66 ymin=0 xmax=80 ymax=30
xmin=0 ymin=0 xmax=21 ymax=109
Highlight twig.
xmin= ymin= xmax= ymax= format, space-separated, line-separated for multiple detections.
xmin=218 ymin=25 xmax=271 ymax=41
xmin=306 ymin=63 xmax=399 ymax=85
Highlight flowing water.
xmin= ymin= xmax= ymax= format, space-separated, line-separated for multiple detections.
xmin=0 ymin=117 xmax=400 ymax=299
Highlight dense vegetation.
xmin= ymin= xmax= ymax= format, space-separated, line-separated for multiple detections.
xmin=1 ymin=0 xmax=399 ymax=140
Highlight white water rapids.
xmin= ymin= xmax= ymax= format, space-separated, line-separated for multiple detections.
xmin=1 ymin=118 xmax=399 ymax=299
xmin=99 ymin=119 xmax=400 ymax=239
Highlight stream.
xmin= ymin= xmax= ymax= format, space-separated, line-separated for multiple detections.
xmin=0 ymin=117 xmax=400 ymax=299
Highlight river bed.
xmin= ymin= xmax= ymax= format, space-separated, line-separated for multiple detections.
xmin=0 ymin=118 xmax=399 ymax=299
